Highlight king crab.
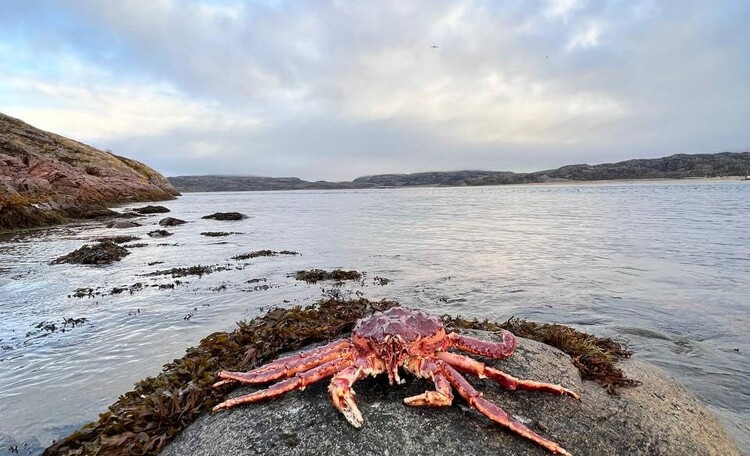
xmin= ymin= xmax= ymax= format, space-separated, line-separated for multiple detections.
xmin=213 ymin=307 xmax=579 ymax=454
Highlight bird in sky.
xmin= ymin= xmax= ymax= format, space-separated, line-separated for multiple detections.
xmin=431 ymin=45 xmax=438 ymax=48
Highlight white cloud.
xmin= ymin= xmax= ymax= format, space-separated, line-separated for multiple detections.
xmin=566 ymin=20 xmax=605 ymax=50
xmin=545 ymin=0 xmax=586 ymax=21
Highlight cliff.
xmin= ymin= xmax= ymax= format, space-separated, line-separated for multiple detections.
xmin=169 ymin=152 xmax=750 ymax=192
xmin=0 ymin=113 xmax=179 ymax=231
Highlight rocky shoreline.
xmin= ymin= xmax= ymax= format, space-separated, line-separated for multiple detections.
xmin=0 ymin=113 xmax=179 ymax=231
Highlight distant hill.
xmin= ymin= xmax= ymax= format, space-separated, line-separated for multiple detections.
xmin=169 ymin=152 xmax=750 ymax=192
xmin=0 ymin=113 xmax=179 ymax=230
xmin=166 ymin=175 xmax=363 ymax=192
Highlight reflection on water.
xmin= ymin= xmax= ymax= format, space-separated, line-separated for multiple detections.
xmin=0 ymin=181 xmax=748 ymax=454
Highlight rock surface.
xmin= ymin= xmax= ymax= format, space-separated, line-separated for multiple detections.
xmin=133 ymin=205 xmax=170 ymax=214
xmin=201 ymin=212 xmax=247 ymax=221
xmin=107 ymin=220 xmax=141 ymax=229
xmin=0 ymin=112 xmax=179 ymax=230
xmin=159 ymin=216 xmax=186 ymax=226
xmin=164 ymin=332 xmax=739 ymax=456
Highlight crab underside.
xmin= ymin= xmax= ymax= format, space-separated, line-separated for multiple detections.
xmin=213 ymin=307 xmax=580 ymax=455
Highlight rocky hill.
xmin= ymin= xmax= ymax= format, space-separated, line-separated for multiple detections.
xmin=0 ymin=113 xmax=179 ymax=231
xmin=167 ymin=175 xmax=363 ymax=192
xmin=169 ymin=152 xmax=750 ymax=192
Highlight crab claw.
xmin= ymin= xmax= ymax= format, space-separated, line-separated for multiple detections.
xmin=329 ymin=380 xmax=364 ymax=427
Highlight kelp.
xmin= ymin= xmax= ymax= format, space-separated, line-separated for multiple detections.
xmin=43 ymin=297 xmax=399 ymax=456
xmin=443 ymin=315 xmax=639 ymax=393
xmin=144 ymin=265 xmax=225 ymax=278
xmin=232 ymin=250 xmax=299 ymax=260
xmin=295 ymin=269 xmax=363 ymax=283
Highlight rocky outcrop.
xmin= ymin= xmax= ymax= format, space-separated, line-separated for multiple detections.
xmin=0 ymin=112 xmax=179 ymax=231
xmin=163 ymin=332 xmax=740 ymax=456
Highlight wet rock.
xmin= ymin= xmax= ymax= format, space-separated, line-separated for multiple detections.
xmin=107 ymin=220 xmax=141 ymax=229
xmin=51 ymin=240 xmax=130 ymax=265
xmin=201 ymin=212 xmax=246 ymax=221
xmin=163 ymin=333 xmax=740 ymax=456
xmin=73 ymin=208 xmax=120 ymax=219
xmin=159 ymin=216 xmax=186 ymax=226
xmin=133 ymin=205 xmax=170 ymax=214
xmin=295 ymin=269 xmax=362 ymax=283
xmin=147 ymin=229 xmax=173 ymax=238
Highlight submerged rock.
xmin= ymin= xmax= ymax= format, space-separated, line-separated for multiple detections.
xmin=163 ymin=333 xmax=739 ymax=456
xmin=51 ymin=240 xmax=130 ymax=265
xmin=159 ymin=216 xmax=186 ymax=226
xmin=147 ymin=229 xmax=173 ymax=237
xmin=201 ymin=212 xmax=246 ymax=221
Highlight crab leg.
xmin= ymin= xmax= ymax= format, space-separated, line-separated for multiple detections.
xmin=212 ymin=357 xmax=352 ymax=412
xmin=328 ymin=355 xmax=385 ymax=428
xmin=437 ymin=352 xmax=579 ymax=399
xmin=402 ymin=357 xmax=453 ymax=407
xmin=441 ymin=362 xmax=572 ymax=455
xmin=213 ymin=339 xmax=352 ymax=387
xmin=447 ymin=331 xmax=516 ymax=359
xmin=215 ymin=348 xmax=351 ymax=387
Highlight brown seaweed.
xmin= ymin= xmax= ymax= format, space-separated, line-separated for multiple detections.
xmin=51 ymin=241 xmax=130 ymax=265
xmin=295 ymin=269 xmax=363 ymax=283
xmin=232 ymin=250 xmax=299 ymax=260
xmin=443 ymin=315 xmax=639 ymax=393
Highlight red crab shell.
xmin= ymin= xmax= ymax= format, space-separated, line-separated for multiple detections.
xmin=352 ymin=308 xmax=447 ymax=384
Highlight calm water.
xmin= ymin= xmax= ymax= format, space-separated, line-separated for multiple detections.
xmin=1 ymin=182 xmax=748 ymax=454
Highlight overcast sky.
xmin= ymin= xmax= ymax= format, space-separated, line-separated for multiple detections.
xmin=1 ymin=0 xmax=748 ymax=180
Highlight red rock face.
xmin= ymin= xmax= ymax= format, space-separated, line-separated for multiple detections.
xmin=0 ymin=112 xmax=180 ymax=229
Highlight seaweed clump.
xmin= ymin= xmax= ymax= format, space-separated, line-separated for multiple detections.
xmin=443 ymin=315 xmax=639 ymax=394
xmin=51 ymin=241 xmax=130 ymax=265
xmin=200 ymin=231 xmax=240 ymax=237
xmin=43 ymin=297 xmax=399 ymax=456
xmin=295 ymin=269 xmax=363 ymax=283
xmin=144 ymin=265 xmax=224 ymax=278
xmin=96 ymin=235 xmax=140 ymax=244
xmin=232 ymin=250 xmax=299 ymax=260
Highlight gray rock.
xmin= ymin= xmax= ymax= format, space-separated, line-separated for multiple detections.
xmin=163 ymin=332 xmax=740 ymax=456
xmin=107 ymin=220 xmax=141 ymax=229
xmin=159 ymin=216 xmax=187 ymax=226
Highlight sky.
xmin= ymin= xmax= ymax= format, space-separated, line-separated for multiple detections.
xmin=1 ymin=0 xmax=748 ymax=180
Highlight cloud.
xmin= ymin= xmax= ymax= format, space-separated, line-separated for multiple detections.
xmin=0 ymin=0 xmax=748 ymax=180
